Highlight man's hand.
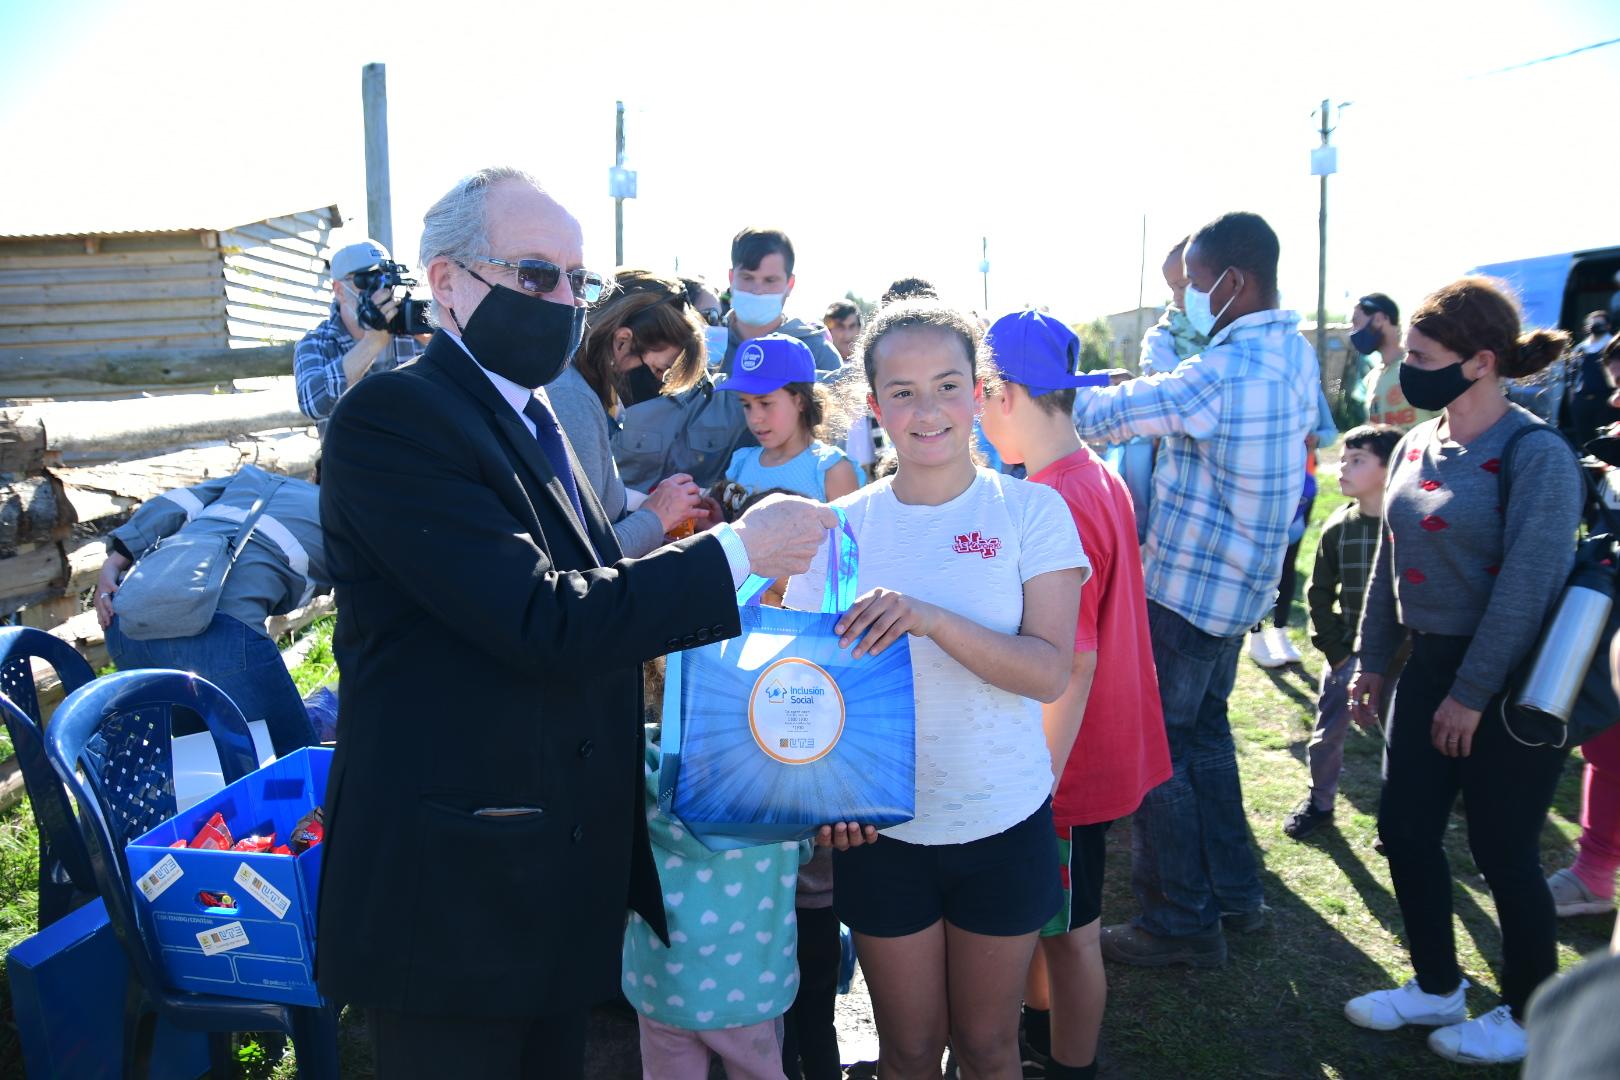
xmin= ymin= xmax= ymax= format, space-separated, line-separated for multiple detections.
xmin=731 ymin=495 xmax=838 ymax=579
xmin=644 ymin=473 xmax=704 ymax=534
xmin=814 ymin=822 xmax=879 ymax=849
xmin=1349 ymin=671 xmax=1386 ymax=729
xmin=1430 ymin=696 xmax=1482 ymax=758
xmin=363 ymin=288 xmax=399 ymax=344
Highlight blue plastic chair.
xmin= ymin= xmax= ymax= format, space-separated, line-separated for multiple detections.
xmin=44 ymin=669 xmax=339 ymax=1079
xmin=0 ymin=625 xmax=99 ymax=929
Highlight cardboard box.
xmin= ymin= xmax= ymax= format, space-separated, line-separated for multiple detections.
xmin=7 ymin=897 xmax=210 ymax=1079
xmin=125 ymin=747 xmax=331 ymax=1007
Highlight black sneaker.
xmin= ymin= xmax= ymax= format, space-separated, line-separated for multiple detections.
xmin=1020 ymin=1033 xmax=1051 ymax=1078
xmin=1283 ymin=797 xmax=1334 ymax=839
xmin=1220 ymin=903 xmax=1272 ymax=934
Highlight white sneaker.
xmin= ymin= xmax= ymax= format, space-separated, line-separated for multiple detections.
xmin=1427 ymin=1006 xmax=1526 ymax=1065
xmin=1248 ymin=630 xmax=1286 ymax=669
xmin=1345 ymin=977 xmax=1469 ymax=1031
xmin=1547 ymin=867 xmax=1617 ymax=917
xmin=1267 ymin=626 xmax=1302 ymax=664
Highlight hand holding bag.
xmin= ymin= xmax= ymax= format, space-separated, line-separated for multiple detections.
xmin=112 ymin=477 xmax=285 ymax=641
xmin=658 ymin=508 xmax=916 ymax=851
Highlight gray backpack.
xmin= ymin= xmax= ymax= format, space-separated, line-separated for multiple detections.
xmin=613 ymin=373 xmax=758 ymax=491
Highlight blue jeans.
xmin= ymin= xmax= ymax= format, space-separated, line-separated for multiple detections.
xmin=1130 ymin=601 xmax=1263 ymax=937
xmin=107 ymin=612 xmax=317 ymax=757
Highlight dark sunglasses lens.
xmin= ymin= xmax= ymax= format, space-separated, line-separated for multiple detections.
xmin=515 ymin=260 xmax=561 ymax=295
xmin=573 ymin=272 xmax=608 ymax=304
xmin=701 ymin=308 xmax=723 ymax=326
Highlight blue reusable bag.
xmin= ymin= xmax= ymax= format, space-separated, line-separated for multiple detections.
xmin=659 ymin=509 xmax=916 ymax=851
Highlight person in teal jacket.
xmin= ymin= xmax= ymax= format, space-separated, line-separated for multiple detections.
xmin=624 ymin=745 xmax=812 ymax=1079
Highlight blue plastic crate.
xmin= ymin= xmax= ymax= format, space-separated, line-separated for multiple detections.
xmin=126 ymin=747 xmax=331 ymax=1006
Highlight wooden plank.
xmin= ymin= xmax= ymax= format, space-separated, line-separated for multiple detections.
xmin=223 ymin=272 xmax=331 ymax=309
xmin=0 ymin=333 xmax=220 ymax=357
xmin=0 ymin=343 xmax=290 ymax=386
xmin=55 ymin=430 xmax=320 ymax=520
xmin=216 ymin=232 xmax=326 ymax=277
xmin=223 ymin=222 xmax=326 ymax=259
xmin=0 ymin=316 xmax=224 ymax=346
xmin=0 ymin=278 xmax=222 ymax=305
xmin=224 ymin=255 xmax=326 ymax=292
xmin=20 ymin=595 xmax=79 ymax=630
xmin=224 ymin=304 xmax=324 ymax=333
xmin=25 ymin=387 xmax=306 ymax=458
xmin=0 ymin=542 xmax=67 ymax=611
xmin=0 ymin=261 xmax=221 ymax=287
xmin=0 ymin=296 xmax=227 ymax=327
xmin=0 ymin=249 xmax=220 ymax=271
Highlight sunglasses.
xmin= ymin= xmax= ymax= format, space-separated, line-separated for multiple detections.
xmin=698 ymin=307 xmax=724 ymax=327
xmin=461 ymin=258 xmax=608 ymax=304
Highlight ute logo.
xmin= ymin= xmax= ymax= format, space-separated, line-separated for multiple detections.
xmin=952 ymin=531 xmax=1001 ymax=559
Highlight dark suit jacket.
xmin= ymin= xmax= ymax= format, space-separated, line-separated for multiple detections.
xmin=314 ymin=333 xmax=740 ymax=1017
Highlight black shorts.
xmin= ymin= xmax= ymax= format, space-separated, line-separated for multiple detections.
xmin=832 ymin=801 xmax=1061 ymax=938
xmin=1039 ymin=820 xmax=1112 ymax=936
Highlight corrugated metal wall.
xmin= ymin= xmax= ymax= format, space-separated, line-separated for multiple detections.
xmin=0 ymin=233 xmax=227 ymax=353
xmin=219 ymin=207 xmax=340 ymax=347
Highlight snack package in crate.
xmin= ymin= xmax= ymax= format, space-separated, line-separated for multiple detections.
xmin=659 ymin=509 xmax=915 ymax=850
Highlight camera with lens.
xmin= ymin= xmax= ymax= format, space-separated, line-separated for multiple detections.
xmin=352 ymin=260 xmax=433 ymax=337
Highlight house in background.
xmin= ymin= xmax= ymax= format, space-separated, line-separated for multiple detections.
xmin=0 ymin=205 xmax=343 ymax=363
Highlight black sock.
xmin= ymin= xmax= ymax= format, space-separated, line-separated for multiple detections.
xmin=1048 ymin=1060 xmax=1097 ymax=1080
xmin=1021 ymin=1005 xmax=1050 ymax=1056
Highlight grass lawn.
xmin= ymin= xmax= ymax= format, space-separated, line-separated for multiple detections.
xmin=0 ymin=484 xmax=1612 ymax=1078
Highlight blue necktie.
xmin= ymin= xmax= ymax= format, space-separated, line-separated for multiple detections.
xmin=521 ymin=394 xmax=585 ymax=522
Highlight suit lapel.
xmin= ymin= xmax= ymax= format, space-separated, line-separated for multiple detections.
xmin=423 ymin=338 xmax=603 ymax=564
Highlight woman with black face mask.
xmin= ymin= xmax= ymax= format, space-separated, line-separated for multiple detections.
xmin=1343 ymin=277 xmax=1584 ymax=1067
xmin=547 ymin=269 xmax=714 ymax=557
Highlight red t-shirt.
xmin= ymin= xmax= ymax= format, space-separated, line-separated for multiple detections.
xmin=1032 ymin=446 xmax=1172 ymax=827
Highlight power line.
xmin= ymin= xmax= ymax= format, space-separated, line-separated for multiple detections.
xmin=1467 ymin=36 xmax=1620 ymax=80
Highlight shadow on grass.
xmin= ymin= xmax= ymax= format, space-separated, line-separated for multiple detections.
xmin=1259 ymin=664 xmax=1317 ymax=714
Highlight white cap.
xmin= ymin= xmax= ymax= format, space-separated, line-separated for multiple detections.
xmin=330 ymin=240 xmax=391 ymax=280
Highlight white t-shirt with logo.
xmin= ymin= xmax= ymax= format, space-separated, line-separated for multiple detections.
xmin=785 ymin=468 xmax=1090 ymax=845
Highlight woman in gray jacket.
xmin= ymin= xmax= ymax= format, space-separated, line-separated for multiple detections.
xmin=94 ymin=464 xmax=328 ymax=755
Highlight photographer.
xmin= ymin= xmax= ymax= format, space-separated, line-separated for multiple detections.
xmin=294 ymin=240 xmax=429 ymax=436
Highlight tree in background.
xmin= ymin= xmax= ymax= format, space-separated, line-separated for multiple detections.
xmin=1073 ymin=318 xmax=1116 ymax=372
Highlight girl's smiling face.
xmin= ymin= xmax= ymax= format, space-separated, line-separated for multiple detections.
xmin=737 ymin=387 xmax=807 ymax=452
xmin=867 ymin=326 xmax=981 ymax=470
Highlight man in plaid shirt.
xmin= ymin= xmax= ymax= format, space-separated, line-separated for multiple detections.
xmin=1071 ymin=212 xmax=1320 ymax=968
xmin=294 ymin=240 xmax=427 ymax=436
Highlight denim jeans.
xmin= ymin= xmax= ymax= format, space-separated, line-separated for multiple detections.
xmin=1130 ymin=601 xmax=1263 ymax=937
xmin=107 ymin=612 xmax=317 ymax=757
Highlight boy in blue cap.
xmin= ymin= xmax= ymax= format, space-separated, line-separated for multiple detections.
xmin=718 ymin=333 xmax=861 ymax=504
xmin=978 ymin=309 xmax=1171 ymax=1080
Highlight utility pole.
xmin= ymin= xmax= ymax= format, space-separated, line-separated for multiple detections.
xmin=979 ymin=237 xmax=990 ymax=311
xmin=1134 ymin=214 xmax=1147 ymax=367
xmin=1310 ymin=98 xmax=1343 ymax=369
xmin=614 ymin=101 xmax=626 ymax=267
xmin=360 ymin=63 xmax=393 ymax=254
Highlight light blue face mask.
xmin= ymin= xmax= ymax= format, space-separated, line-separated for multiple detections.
xmin=729 ymin=287 xmax=787 ymax=326
xmin=1183 ymin=267 xmax=1237 ymax=336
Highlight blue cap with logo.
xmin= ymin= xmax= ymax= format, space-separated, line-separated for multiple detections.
xmin=984 ymin=309 xmax=1112 ymax=395
xmin=719 ymin=333 xmax=817 ymax=395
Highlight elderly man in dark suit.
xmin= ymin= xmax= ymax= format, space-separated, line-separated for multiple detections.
xmin=316 ymin=167 xmax=845 ymax=1079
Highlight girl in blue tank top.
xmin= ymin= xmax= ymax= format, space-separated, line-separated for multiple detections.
xmin=719 ymin=333 xmax=862 ymax=502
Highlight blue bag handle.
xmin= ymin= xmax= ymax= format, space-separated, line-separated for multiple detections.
xmin=736 ymin=506 xmax=859 ymax=614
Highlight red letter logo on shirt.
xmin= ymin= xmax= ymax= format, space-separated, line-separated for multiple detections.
xmin=952 ymin=532 xmax=1002 ymax=559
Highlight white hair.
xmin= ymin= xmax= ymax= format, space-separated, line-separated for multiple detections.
xmin=418 ymin=166 xmax=541 ymax=324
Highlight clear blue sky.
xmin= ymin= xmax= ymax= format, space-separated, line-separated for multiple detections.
xmin=2 ymin=0 xmax=1617 ymax=328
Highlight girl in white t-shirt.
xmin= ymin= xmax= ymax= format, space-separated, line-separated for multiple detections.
xmin=786 ymin=299 xmax=1088 ymax=1080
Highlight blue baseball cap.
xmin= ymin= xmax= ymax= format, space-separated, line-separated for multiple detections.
xmin=984 ymin=309 xmax=1112 ymax=395
xmin=719 ymin=333 xmax=816 ymax=394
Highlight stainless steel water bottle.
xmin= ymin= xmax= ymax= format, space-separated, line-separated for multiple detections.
xmin=1514 ymin=558 xmax=1615 ymax=723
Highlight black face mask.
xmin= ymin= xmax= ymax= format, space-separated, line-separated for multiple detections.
xmin=1349 ymin=322 xmax=1382 ymax=356
xmin=450 ymin=274 xmax=585 ymax=389
xmin=1400 ymin=359 xmax=1476 ymax=412
xmin=620 ymin=363 xmax=665 ymax=408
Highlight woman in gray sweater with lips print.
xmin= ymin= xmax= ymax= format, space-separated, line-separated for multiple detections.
xmin=1344 ymin=277 xmax=1582 ymax=1068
